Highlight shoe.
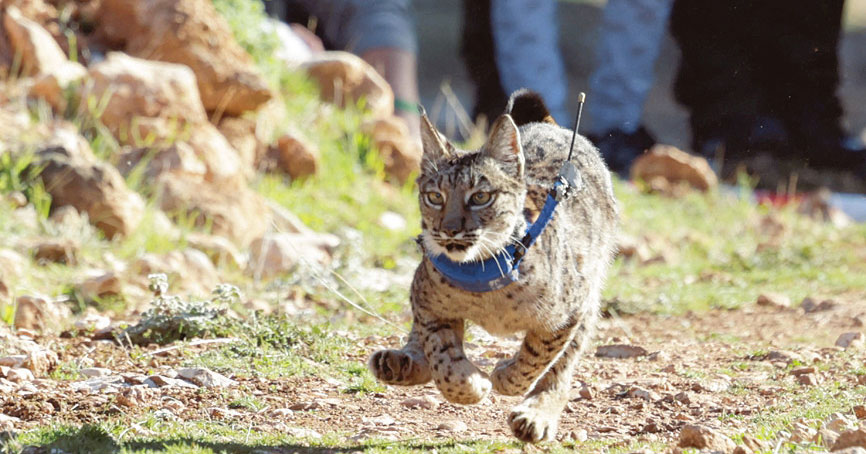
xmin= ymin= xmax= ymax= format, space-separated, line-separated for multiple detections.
xmin=796 ymin=135 xmax=866 ymax=177
xmin=588 ymin=126 xmax=655 ymax=177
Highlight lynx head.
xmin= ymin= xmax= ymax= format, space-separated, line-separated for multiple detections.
xmin=417 ymin=113 xmax=527 ymax=263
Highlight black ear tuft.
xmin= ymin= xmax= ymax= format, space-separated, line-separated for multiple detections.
xmin=505 ymin=89 xmax=557 ymax=127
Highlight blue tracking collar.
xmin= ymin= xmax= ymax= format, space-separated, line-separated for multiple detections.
xmin=426 ymin=162 xmax=582 ymax=293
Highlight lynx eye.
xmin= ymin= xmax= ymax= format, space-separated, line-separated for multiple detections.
xmin=469 ymin=191 xmax=493 ymax=206
xmin=425 ymin=191 xmax=445 ymax=206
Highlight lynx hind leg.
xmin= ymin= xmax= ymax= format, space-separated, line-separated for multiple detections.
xmin=491 ymin=324 xmax=576 ymax=397
xmin=509 ymin=323 xmax=591 ymax=443
xmin=368 ymin=326 xmax=431 ymax=386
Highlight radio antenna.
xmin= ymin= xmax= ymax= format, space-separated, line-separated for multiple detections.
xmin=567 ymin=92 xmax=586 ymax=161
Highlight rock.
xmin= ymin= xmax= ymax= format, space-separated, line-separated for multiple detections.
xmin=400 ymin=395 xmax=440 ymax=410
xmin=437 ymin=419 xmax=468 ymax=433
xmin=361 ymin=116 xmax=422 ymax=181
xmin=144 ymin=375 xmax=198 ymax=389
xmin=854 ymin=405 xmax=866 ymax=420
xmin=117 ymin=386 xmax=154 ymax=407
xmin=363 ymin=414 xmax=395 ymax=426
xmin=96 ymin=0 xmax=272 ymax=115
xmin=6 ymin=368 xmax=34 ymax=383
xmin=595 ymin=344 xmax=649 ymax=359
xmin=2 ymin=6 xmax=67 ymax=76
xmin=185 ymin=232 xmax=246 ymax=269
xmin=797 ymin=373 xmax=819 ymax=386
xmin=802 ymin=297 xmax=837 ymax=313
xmin=270 ymin=133 xmax=319 ymax=180
xmin=38 ymin=141 xmax=145 ymax=239
xmin=756 ymin=292 xmax=790 ymax=309
xmin=81 ymin=52 xmax=207 ymax=137
xmin=80 ymin=367 xmax=113 ymax=378
xmin=78 ymin=272 xmax=122 ymax=301
xmin=156 ymin=177 xmax=268 ymax=247
xmin=834 ymin=448 xmax=866 ymax=454
xmin=33 ymin=238 xmax=78 ymax=265
xmin=302 ymin=51 xmax=394 ymax=119
xmin=28 ymin=61 xmax=88 ymax=112
xmin=40 ymin=122 xmax=97 ymax=161
xmin=790 ymin=422 xmax=818 ymax=443
xmin=131 ymin=249 xmax=218 ymax=296
xmin=14 ymin=295 xmax=71 ymax=333
xmin=579 ymin=384 xmax=595 ymax=400
xmin=22 ymin=349 xmax=58 ymax=377
xmin=678 ymin=424 xmax=736 ymax=453
xmin=209 ymin=407 xmax=242 ymax=419
xmin=569 ymin=429 xmax=588 ymax=442
xmin=247 ymin=232 xmax=334 ymax=278
xmin=217 ymin=116 xmax=263 ymax=171
xmin=833 ymin=428 xmax=866 ymax=451
xmin=816 ymin=427 xmax=841 ymax=448
xmin=116 ymin=143 xmax=208 ymax=183
xmin=630 ymin=145 xmax=718 ymax=192
xmin=627 ymin=386 xmax=659 ymax=401
xmin=176 ymin=368 xmax=235 ymax=388
xmin=825 ymin=413 xmax=855 ymax=433
xmin=74 ymin=312 xmax=112 ymax=332
xmin=184 ymin=123 xmax=246 ymax=187
xmin=836 ymin=332 xmax=864 ymax=349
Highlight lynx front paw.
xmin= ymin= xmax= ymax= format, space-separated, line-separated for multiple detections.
xmin=436 ymin=362 xmax=492 ymax=405
xmin=368 ymin=349 xmax=431 ymax=385
xmin=508 ymin=403 xmax=559 ymax=443
xmin=491 ymin=358 xmax=533 ymax=396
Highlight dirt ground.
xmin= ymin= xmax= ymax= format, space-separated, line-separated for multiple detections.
xmin=4 ymin=295 xmax=865 ymax=447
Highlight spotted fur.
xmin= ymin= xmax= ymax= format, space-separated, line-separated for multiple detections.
xmin=369 ymin=90 xmax=618 ymax=443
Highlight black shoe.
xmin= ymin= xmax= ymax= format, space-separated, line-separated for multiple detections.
xmin=796 ymin=135 xmax=866 ymax=176
xmin=588 ymin=126 xmax=655 ymax=177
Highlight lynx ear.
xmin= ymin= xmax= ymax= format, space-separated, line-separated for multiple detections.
xmin=419 ymin=109 xmax=453 ymax=172
xmin=484 ymin=114 xmax=524 ymax=178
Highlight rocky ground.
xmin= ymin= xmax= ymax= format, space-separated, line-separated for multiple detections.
xmin=2 ymin=292 xmax=866 ymax=453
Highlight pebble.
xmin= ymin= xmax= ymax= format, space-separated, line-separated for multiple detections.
xmin=756 ymin=292 xmax=790 ymax=309
xmin=80 ymin=367 xmax=113 ymax=378
xmin=835 ymin=332 xmax=864 ymax=349
xmin=400 ymin=395 xmax=440 ymax=410
xmin=437 ymin=420 xmax=467 ymax=433
xmin=595 ymin=344 xmax=648 ymax=359
xmin=177 ymin=368 xmax=236 ymax=388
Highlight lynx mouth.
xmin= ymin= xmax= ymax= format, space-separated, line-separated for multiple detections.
xmin=442 ymin=241 xmax=470 ymax=252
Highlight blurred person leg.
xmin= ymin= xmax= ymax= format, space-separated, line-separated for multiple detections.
xmin=670 ymin=0 xmax=782 ymax=164
xmin=267 ymin=0 xmax=421 ymax=141
xmin=586 ymin=0 xmax=673 ymax=175
xmin=753 ymin=0 xmax=865 ymax=172
xmin=461 ymin=0 xmax=509 ymax=124
xmin=490 ymin=0 xmax=569 ymax=125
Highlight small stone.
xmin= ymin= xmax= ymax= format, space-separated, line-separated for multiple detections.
xmin=579 ymin=384 xmax=594 ymax=400
xmin=790 ymin=423 xmax=817 ymax=443
xmin=815 ymin=427 xmax=841 ymax=448
xmin=363 ymin=414 xmax=395 ymax=426
xmin=678 ymin=424 xmax=736 ymax=453
xmin=209 ymin=407 xmax=241 ymax=419
xmin=853 ymin=405 xmax=866 ymax=420
xmin=595 ymin=344 xmax=649 ymax=359
xmin=756 ymin=292 xmax=790 ymax=309
xmin=78 ymin=272 xmax=122 ymax=301
xmin=798 ymin=373 xmax=819 ymax=386
xmin=34 ymin=238 xmax=79 ymax=265
xmin=569 ymin=429 xmax=588 ymax=442
xmin=7 ymin=368 xmax=35 ymax=383
xmin=74 ymin=313 xmax=112 ymax=332
xmin=400 ymin=395 xmax=440 ymax=410
xmin=269 ymin=408 xmax=294 ymax=417
xmin=80 ymin=367 xmax=113 ymax=378
xmin=802 ymin=298 xmax=837 ymax=313
xmin=270 ymin=133 xmax=319 ymax=180
xmin=674 ymin=392 xmax=691 ymax=404
xmin=144 ymin=375 xmax=198 ymax=389
xmin=832 ymin=428 xmax=866 ymax=451
xmin=437 ymin=420 xmax=468 ymax=433
xmin=836 ymin=332 xmax=864 ymax=349
xmin=647 ymin=350 xmax=669 ymax=362
xmin=117 ymin=387 xmax=154 ymax=407
xmin=630 ymin=145 xmax=718 ymax=192
xmin=732 ymin=446 xmax=753 ymax=454
xmin=627 ymin=386 xmax=659 ymax=401
xmin=176 ymin=368 xmax=235 ymax=388
xmin=790 ymin=366 xmax=816 ymax=376
xmin=825 ymin=413 xmax=854 ymax=433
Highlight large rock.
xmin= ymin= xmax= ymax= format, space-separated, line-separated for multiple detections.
xmin=362 ymin=117 xmax=422 ymax=181
xmin=217 ymin=116 xmax=264 ymax=171
xmin=248 ymin=232 xmax=337 ymax=279
xmin=678 ymin=424 xmax=736 ymax=453
xmin=833 ymin=428 xmax=866 ymax=451
xmin=38 ymin=136 xmax=145 ymax=239
xmin=116 ymin=142 xmax=208 ymax=183
xmin=630 ymin=145 xmax=718 ymax=192
xmin=156 ymin=177 xmax=268 ymax=247
xmin=28 ymin=61 xmax=88 ymax=112
xmin=96 ymin=0 xmax=272 ymax=115
xmin=302 ymin=52 xmax=394 ymax=119
xmin=81 ymin=52 xmax=207 ymax=137
xmin=13 ymin=294 xmax=72 ymax=333
xmin=2 ymin=6 xmax=66 ymax=76
xmin=271 ymin=133 xmax=319 ymax=180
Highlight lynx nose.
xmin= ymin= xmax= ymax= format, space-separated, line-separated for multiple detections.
xmin=441 ymin=217 xmax=464 ymax=237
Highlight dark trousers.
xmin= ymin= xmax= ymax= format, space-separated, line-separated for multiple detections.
xmin=670 ymin=0 xmax=845 ymax=161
